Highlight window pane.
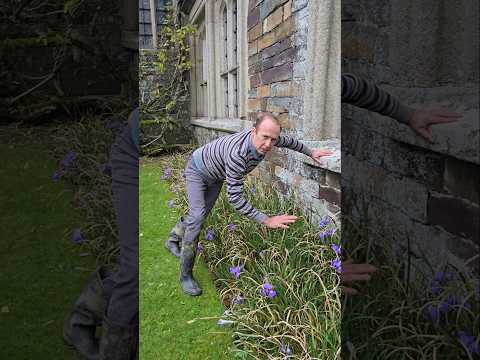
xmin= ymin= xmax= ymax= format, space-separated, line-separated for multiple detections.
xmin=232 ymin=0 xmax=237 ymax=66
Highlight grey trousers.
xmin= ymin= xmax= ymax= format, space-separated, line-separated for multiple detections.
xmin=182 ymin=158 xmax=223 ymax=249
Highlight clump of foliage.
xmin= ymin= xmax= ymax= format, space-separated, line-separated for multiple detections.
xmin=140 ymin=5 xmax=196 ymax=156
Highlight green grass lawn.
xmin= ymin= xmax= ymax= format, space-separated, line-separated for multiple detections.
xmin=140 ymin=159 xmax=234 ymax=360
xmin=0 ymin=143 xmax=96 ymax=359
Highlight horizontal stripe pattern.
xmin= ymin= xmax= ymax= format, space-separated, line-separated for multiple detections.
xmin=342 ymin=73 xmax=414 ymax=123
xmin=193 ymin=129 xmax=311 ymax=223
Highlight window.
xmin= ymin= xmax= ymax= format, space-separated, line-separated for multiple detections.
xmin=139 ymin=0 xmax=168 ymax=50
xmin=189 ymin=0 xmax=247 ymax=120
xmin=220 ymin=0 xmax=240 ymax=118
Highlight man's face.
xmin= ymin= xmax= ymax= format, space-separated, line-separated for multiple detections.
xmin=251 ymin=118 xmax=281 ymax=155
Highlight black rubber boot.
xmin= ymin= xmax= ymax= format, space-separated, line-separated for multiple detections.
xmin=164 ymin=217 xmax=185 ymax=257
xmin=179 ymin=240 xmax=202 ymax=296
xmin=63 ymin=266 xmax=114 ymax=360
xmin=99 ymin=316 xmax=138 ymax=360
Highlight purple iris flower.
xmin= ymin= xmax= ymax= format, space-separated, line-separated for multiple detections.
xmin=439 ymin=295 xmax=458 ymax=314
xmin=279 ymin=341 xmax=293 ymax=356
xmin=197 ymin=243 xmax=204 ymax=252
xmin=217 ymin=319 xmax=233 ymax=326
xmin=227 ymin=223 xmax=237 ymax=232
xmin=261 ymin=282 xmax=277 ymax=298
xmin=325 ymin=227 xmax=337 ymax=236
xmin=425 ymin=305 xmax=440 ymax=323
xmin=167 ymin=200 xmax=174 ymax=208
xmin=60 ymin=151 xmax=76 ymax=168
xmin=458 ymin=330 xmax=480 ymax=355
xmin=319 ymin=217 xmax=330 ymax=227
xmin=229 ymin=266 xmax=242 ymax=279
xmin=52 ymin=170 xmax=62 ymax=182
xmin=331 ymin=244 xmax=342 ymax=256
xmin=160 ymin=168 xmax=173 ymax=180
xmin=330 ymin=258 xmax=342 ymax=273
xmin=71 ymin=229 xmax=84 ymax=244
xmin=319 ymin=231 xmax=327 ymax=241
xmin=206 ymin=228 xmax=215 ymax=241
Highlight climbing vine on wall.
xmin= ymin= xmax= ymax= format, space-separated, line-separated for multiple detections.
xmin=140 ymin=5 xmax=196 ymax=155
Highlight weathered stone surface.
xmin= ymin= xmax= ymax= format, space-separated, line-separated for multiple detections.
xmin=260 ymin=0 xmax=289 ymax=21
xmin=319 ymin=185 xmax=341 ymax=206
xmin=261 ymin=37 xmax=293 ymax=59
xmin=249 ymin=73 xmax=261 ymax=87
xmin=274 ymin=16 xmax=295 ymax=40
xmin=249 ymin=61 xmax=262 ymax=76
xmin=248 ymin=87 xmax=257 ymax=99
xmin=248 ymin=6 xmax=260 ymax=29
xmin=248 ymin=23 xmax=263 ymax=42
xmin=427 ymin=191 xmax=479 ymax=242
xmin=443 ymin=157 xmax=480 ymax=204
xmin=293 ymin=61 xmax=306 ymax=79
xmin=257 ymin=84 xmax=271 ymax=98
xmin=262 ymin=46 xmax=298 ymax=70
xmin=248 ymin=40 xmax=258 ymax=56
xmin=292 ymin=0 xmax=308 ymax=13
xmin=270 ymin=80 xmax=303 ymax=97
xmin=263 ymin=6 xmax=283 ymax=33
xmin=277 ymin=113 xmax=293 ymax=128
xmin=326 ymin=171 xmax=341 ymax=190
xmin=258 ymin=31 xmax=276 ymax=50
xmin=283 ymin=0 xmax=293 ymax=19
xmin=343 ymin=155 xmax=428 ymax=221
xmin=260 ymin=62 xmax=293 ymax=84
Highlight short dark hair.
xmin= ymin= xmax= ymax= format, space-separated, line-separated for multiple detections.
xmin=254 ymin=112 xmax=281 ymax=129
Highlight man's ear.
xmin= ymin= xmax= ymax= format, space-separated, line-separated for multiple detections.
xmin=251 ymin=127 xmax=257 ymax=136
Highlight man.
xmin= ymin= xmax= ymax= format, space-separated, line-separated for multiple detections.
xmin=165 ymin=114 xmax=332 ymax=295
xmin=166 ymin=73 xmax=461 ymax=297
xmin=64 ymin=109 xmax=139 ymax=360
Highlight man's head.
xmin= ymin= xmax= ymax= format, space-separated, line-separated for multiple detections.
xmin=251 ymin=112 xmax=281 ymax=155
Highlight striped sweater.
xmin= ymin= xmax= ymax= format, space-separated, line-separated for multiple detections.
xmin=342 ymin=73 xmax=415 ymax=123
xmin=192 ymin=73 xmax=414 ymax=224
xmin=192 ymin=130 xmax=311 ymax=223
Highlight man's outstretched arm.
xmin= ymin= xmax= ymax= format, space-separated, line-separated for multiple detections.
xmin=342 ymin=73 xmax=462 ymax=142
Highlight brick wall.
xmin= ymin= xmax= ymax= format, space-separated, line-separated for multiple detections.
xmin=341 ymin=0 xmax=479 ymax=279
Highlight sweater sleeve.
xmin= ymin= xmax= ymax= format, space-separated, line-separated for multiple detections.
xmin=274 ymin=134 xmax=312 ymax=157
xmin=341 ymin=73 xmax=415 ymax=124
xmin=225 ymin=154 xmax=268 ymax=224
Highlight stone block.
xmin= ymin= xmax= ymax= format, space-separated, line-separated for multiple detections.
xmin=248 ymin=61 xmax=262 ymax=76
xmin=260 ymin=62 xmax=293 ymax=84
xmin=263 ymin=6 xmax=283 ymax=33
xmin=292 ymin=0 xmax=308 ymax=13
xmin=249 ymin=73 xmax=261 ymax=88
xmin=443 ymin=157 xmax=480 ymax=204
xmin=283 ymin=0 xmax=292 ymax=19
xmin=248 ymin=7 xmax=260 ymax=29
xmin=427 ymin=191 xmax=479 ymax=242
xmin=319 ymin=185 xmax=341 ymax=206
xmin=274 ymin=16 xmax=295 ymax=41
xmin=261 ymin=37 xmax=293 ymax=59
xmin=248 ymin=23 xmax=263 ymax=42
xmin=277 ymin=113 xmax=293 ymax=129
xmin=248 ymin=40 xmax=258 ymax=56
xmin=260 ymin=0 xmax=289 ymax=21
xmin=270 ymin=80 xmax=302 ymax=97
xmin=258 ymin=31 xmax=276 ymax=50
xmin=326 ymin=170 xmax=341 ymax=190
xmin=262 ymin=47 xmax=297 ymax=70
xmin=257 ymin=84 xmax=271 ymax=98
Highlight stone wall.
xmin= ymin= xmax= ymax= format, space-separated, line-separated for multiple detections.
xmin=245 ymin=0 xmax=342 ymax=225
xmin=341 ymin=0 xmax=479 ymax=279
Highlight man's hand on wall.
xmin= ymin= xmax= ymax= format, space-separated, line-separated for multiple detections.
xmin=408 ymin=108 xmax=462 ymax=143
xmin=311 ymin=149 xmax=333 ymax=164
xmin=263 ymin=215 xmax=298 ymax=229
xmin=340 ymin=259 xmax=378 ymax=295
